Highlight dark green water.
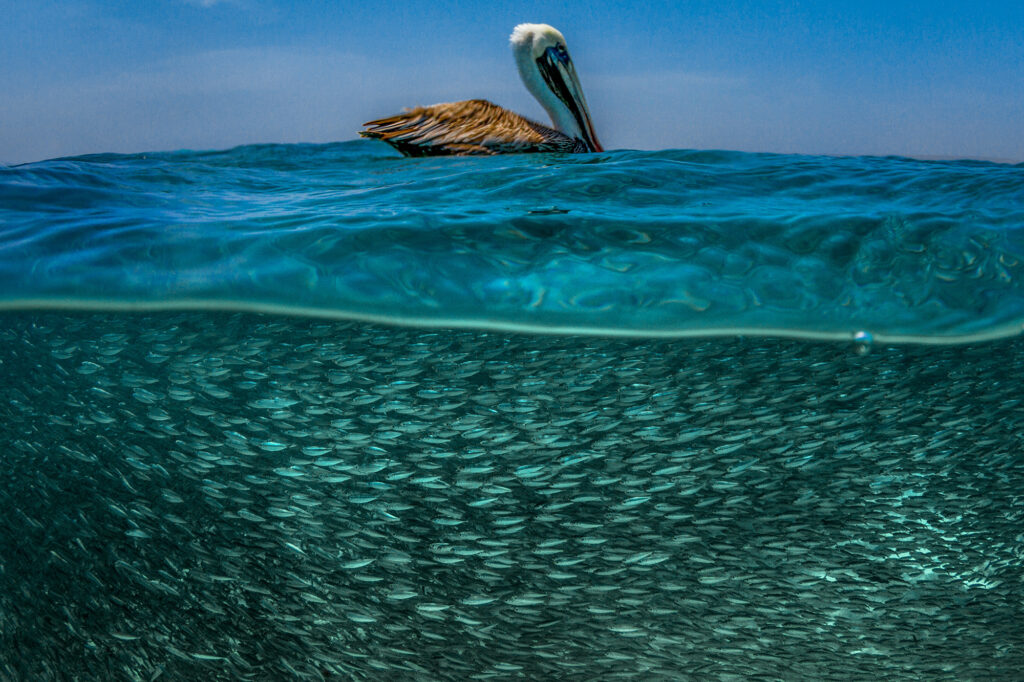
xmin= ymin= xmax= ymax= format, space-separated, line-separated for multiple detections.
xmin=2 ymin=310 xmax=1021 ymax=680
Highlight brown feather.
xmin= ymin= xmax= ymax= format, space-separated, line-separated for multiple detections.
xmin=360 ymin=99 xmax=581 ymax=156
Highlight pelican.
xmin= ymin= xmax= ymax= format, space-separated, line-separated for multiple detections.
xmin=360 ymin=23 xmax=602 ymax=156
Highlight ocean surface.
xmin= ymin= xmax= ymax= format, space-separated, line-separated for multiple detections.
xmin=3 ymin=141 xmax=1024 ymax=341
xmin=1 ymin=141 xmax=1023 ymax=679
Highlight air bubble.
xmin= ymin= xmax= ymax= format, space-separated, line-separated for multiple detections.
xmin=852 ymin=330 xmax=874 ymax=355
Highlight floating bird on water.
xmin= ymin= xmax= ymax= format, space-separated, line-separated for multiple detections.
xmin=360 ymin=24 xmax=603 ymax=156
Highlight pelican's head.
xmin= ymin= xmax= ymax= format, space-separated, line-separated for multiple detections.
xmin=510 ymin=23 xmax=603 ymax=153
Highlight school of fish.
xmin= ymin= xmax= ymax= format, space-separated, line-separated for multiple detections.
xmin=1 ymin=310 xmax=1022 ymax=680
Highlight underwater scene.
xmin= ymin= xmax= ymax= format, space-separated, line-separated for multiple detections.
xmin=1 ymin=142 xmax=1023 ymax=679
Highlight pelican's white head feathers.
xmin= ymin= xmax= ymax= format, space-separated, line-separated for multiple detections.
xmin=510 ymin=23 xmax=567 ymax=58
xmin=509 ymin=23 xmax=602 ymax=152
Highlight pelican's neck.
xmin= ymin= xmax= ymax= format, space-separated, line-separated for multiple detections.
xmin=513 ymin=42 xmax=584 ymax=139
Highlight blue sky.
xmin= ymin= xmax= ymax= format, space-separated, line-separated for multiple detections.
xmin=2 ymin=0 xmax=1022 ymax=164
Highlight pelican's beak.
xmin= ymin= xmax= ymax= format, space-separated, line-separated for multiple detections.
xmin=537 ymin=45 xmax=603 ymax=152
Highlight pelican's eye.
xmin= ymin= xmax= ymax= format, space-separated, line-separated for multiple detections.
xmin=540 ymin=44 xmax=571 ymax=69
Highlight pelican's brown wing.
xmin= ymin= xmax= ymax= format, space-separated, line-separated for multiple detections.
xmin=360 ymin=99 xmax=581 ymax=156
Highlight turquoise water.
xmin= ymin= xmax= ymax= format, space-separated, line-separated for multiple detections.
xmin=1 ymin=143 xmax=1023 ymax=679
xmin=3 ymin=141 xmax=1024 ymax=340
